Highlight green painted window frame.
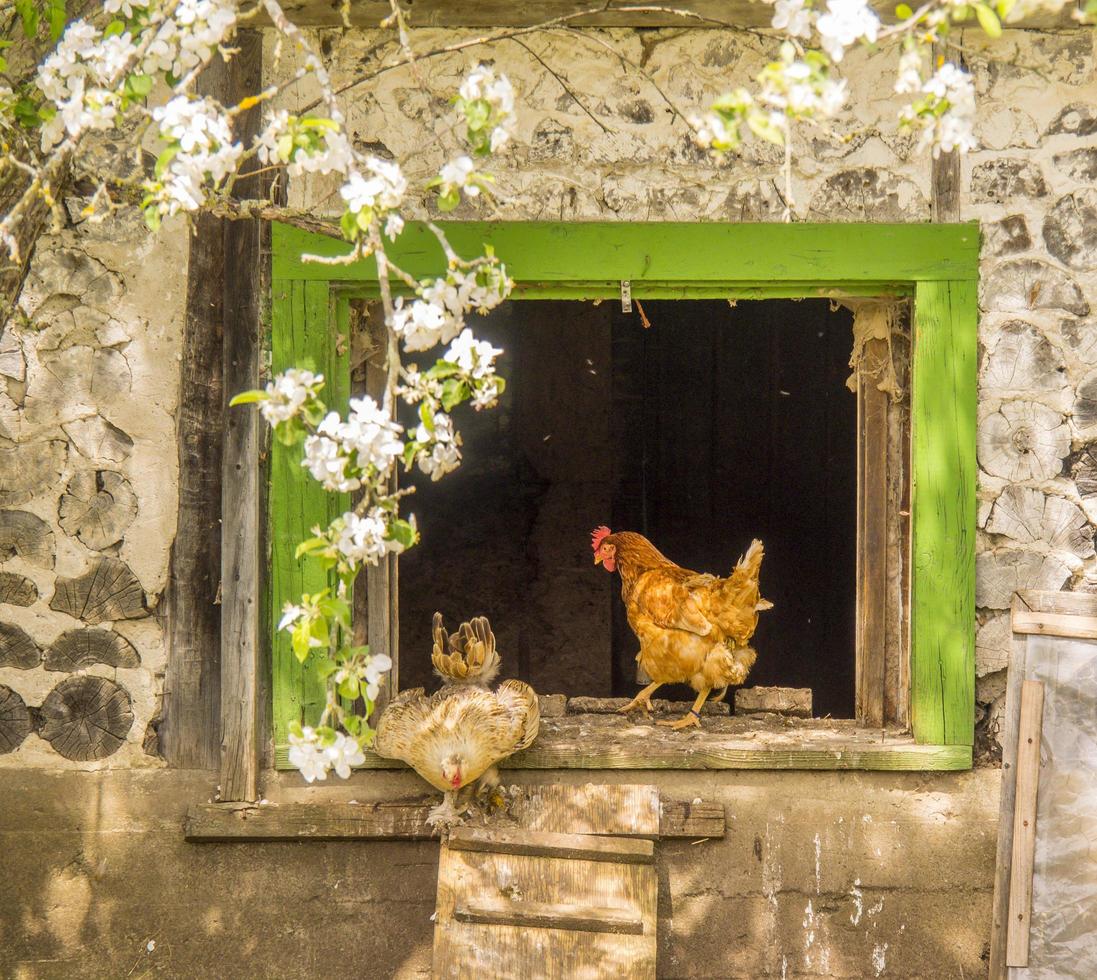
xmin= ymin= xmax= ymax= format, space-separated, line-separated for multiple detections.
xmin=268 ymin=220 xmax=979 ymax=771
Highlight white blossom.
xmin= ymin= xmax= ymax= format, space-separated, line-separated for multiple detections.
xmin=391 ymin=297 xmax=458 ymax=352
xmin=288 ymin=726 xmax=330 ymax=782
xmin=771 ymin=0 xmax=813 ymax=37
xmin=445 ymin=328 xmax=502 ymax=379
xmin=261 ymin=368 xmax=323 ymax=425
xmin=815 ymin=0 xmax=879 ymax=62
xmin=902 ymin=62 xmax=976 ymax=156
xmin=438 ymin=155 xmax=478 ymax=197
xmin=339 ymin=396 xmax=404 ymax=472
xmin=303 ymin=416 xmax=360 ymax=492
xmin=335 ymin=509 xmax=398 ymax=565
xmin=278 ymin=602 xmax=306 ymax=631
xmin=340 ymin=158 xmax=407 ymax=215
xmin=256 ymin=111 xmax=354 ymax=177
xmin=894 ymin=48 xmax=924 ymax=95
xmin=104 ymin=0 xmax=151 ymax=16
xmin=459 ymin=64 xmax=517 ymax=152
xmin=364 ymin=653 xmax=393 ymax=701
xmin=416 ymin=412 xmax=461 ymax=481
xmin=324 ymin=733 xmax=366 ymax=778
xmin=690 ymin=109 xmax=738 ymax=149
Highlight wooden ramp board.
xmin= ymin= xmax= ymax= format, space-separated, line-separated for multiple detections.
xmin=434 ymin=827 xmax=657 ymax=979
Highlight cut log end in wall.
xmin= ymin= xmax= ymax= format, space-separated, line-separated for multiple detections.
xmin=58 ymin=470 xmax=138 ymax=550
xmin=49 ymin=557 xmax=147 ymax=624
xmin=0 ymin=570 xmax=38 ymax=607
xmin=37 ymin=675 xmax=134 ymax=761
xmin=0 ymin=509 xmax=55 ymax=568
xmin=0 ymin=684 xmax=31 ymax=754
xmin=43 ymin=628 xmax=140 ymax=671
xmin=0 ymin=622 xmax=41 ymax=669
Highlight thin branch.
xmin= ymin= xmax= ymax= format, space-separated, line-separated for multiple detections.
xmin=506 ymin=36 xmax=611 ymax=135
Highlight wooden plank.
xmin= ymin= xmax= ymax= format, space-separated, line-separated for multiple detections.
xmin=219 ymin=29 xmax=266 ymax=802
xmin=184 ymin=789 xmax=724 ymax=841
xmin=566 ymin=696 xmax=729 ymax=716
xmin=454 ymin=900 xmax=643 ymax=935
xmin=1015 ymin=589 xmax=1097 ymax=618
xmin=159 ymin=54 xmax=228 ymax=771
xmin=911 ymin=279 xmax=977 ymax=745
xmin=508 ymin=784 xmax=661 ymax=837
xmin=274 ymin=221 xmax=981 ymax=285
xmin=1011 ymin=609 xmax=1097 ymax=640
xmin=1006 ymin=679 xmax=1045 ymax=968
xmin=184 ymin=801 xmax=436 ymax=841
xmin=659 ymin=799 xmax=725 ymax=838
xmin=275 ymin=730 xmax=972 ymax=770
xmin=435 ymin=829 xmax=656 ymax=977
xmin=270 ymin=280 xmax=350 ymax=750
xmin=447 ymin=827 xmax=656 ymax=864
xmin=988 ymin=618 xmax=1028 ymax=980
xmin=856 ymin=337 xmax=889 ymax=728
xmin=269 ymin=0 xmax=1077 ymax=30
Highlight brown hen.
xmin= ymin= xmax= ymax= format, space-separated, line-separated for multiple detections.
xmin=592 ymin=528 xmax=772 ymax=729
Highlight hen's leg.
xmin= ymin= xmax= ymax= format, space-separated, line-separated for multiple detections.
xmin=658 ymin=687 xmax=710 ymax=730
xmin=619 ymin=681 xmax=661 ymax=715
xmin=474 ymin=766 xmax=505 ymax=809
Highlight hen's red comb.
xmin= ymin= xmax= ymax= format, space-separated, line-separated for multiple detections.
xmin=591 ymin=526 xmax=612 ymax=551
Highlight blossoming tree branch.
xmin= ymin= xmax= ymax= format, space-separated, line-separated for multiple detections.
xmin=0 ymin=0 xmax=1088 ymax=780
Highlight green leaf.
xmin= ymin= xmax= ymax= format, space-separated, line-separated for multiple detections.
xmin=437 ymin=188 xmax=460 ymax=212
xmin=426 ymin=360 xmax=461 ymax=380
xmin=14 ymin=98 xmax=41 ymax=128
xmin=291 ymin=624 xmax=313 ymax=662
xmin=125 ymin=74 xmax=155 ymax=100
xmin=338 ymin=675 xmax=360 ymax=700
xmin=973 ymin=2 xmax=1001 ymax=35
xmin=386 ymin=519 xmax=418 ymax=550
xmin=294 ymin=536 xmax=329 ymax=559
xmin=154 ymin=144 xmax=180 ymax=179
xmin=464 ymin=99 xmax=490 ymax=131
xmin=229 ymin=389 xmax=267 ymax=406
xmin=46 ymin=0 xmax=66 ymax=40
xmin=316 ymin=658 xmax=340 ymax=680
xmin=343 ymin=714 xmax=362 ymax=736
xmin=895 ymin=2 xmax=913 ymax=16
xmin=418 ymin=401 xmax=435 ymax=433
xmin=402 ymin=441 xmax=419 ymax=468
xmin=103 ymin=18 xmax=126 ymax=37
xmin=341 ymin=209 xmax=360 ymax=241
xmin=441 ymin=378 xmax=468 ymax=412
xmin=15 ymin=0 xmax=39 ymax=38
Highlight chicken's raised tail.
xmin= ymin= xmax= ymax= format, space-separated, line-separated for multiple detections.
xmin=431 ymin=612 xmax=502 ymax=687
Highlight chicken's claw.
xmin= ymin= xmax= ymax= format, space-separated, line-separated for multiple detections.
xmin=618 ymin=695 xmax=653 ymax=715
xmin=657 ymin=712 xmax=701 ymax=730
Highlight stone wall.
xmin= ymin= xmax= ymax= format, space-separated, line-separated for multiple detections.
xmin=0 ymin=214 xmax=186 ymax=768
xmin=0 ymin=766 xmax=999 ymax=979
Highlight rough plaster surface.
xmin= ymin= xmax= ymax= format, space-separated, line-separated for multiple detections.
xmin=0 ymin=766 xmax=999 ymax=979
xmin=0 ymin=216 xmax=186 ymax=769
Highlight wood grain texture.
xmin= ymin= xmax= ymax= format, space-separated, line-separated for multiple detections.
xmin=435 ymin=828 xmax=657 ymax=979
xmin=0 ymin=684 xmax=31 ymax=754
xmin=274 ymin=222 xmax=981 ymax=285
xmin=160 ymin=53 xmax=227 ymax=771
xmin=44 ymin=628 xmax=139 ymax=671
xmin=988 ymin=619 xmax=1028 ymax=980
xmin=453 ymin=900 xmax=643 ymax=935
xmin=856 ymin=337 xmax=889 ymax=728
xmin=269 ymin=0 xmax=1076 ymax=28
xmin=911 ymin=279 xmax=977 ymax=745
xmin=270 ymin=280 xmax=349 ymax=753
xmin=184 ymin=786 xmax=724 ymax=841
xmin=1010 ymin=610 xmax=1097 ymax=640
xmin=1014 ymin=589 xmax=1097 ymax=619
xmin=38 ymin=675 xmax=134 ymax=761
xmin=1006 ymin=679 xmax=1045 ymax=968
xmin=219 ymin=29 xmax=267 ymax=801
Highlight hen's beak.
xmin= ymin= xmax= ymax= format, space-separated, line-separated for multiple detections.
xmin=594 ymin=553 xmax=603 ymax=565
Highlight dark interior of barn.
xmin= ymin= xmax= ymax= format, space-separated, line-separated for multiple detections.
xmin=397 ymin=298 xmax=858 ymax=718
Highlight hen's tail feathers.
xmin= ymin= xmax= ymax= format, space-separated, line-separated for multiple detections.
xmin=431 ymin=612 xmax=501 ymax=686
xmin=729 ymin=540 xmax=773 ymax=610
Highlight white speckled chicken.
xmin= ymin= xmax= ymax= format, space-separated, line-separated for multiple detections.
xmin=374 ymin=613 xmax=539 ymax=827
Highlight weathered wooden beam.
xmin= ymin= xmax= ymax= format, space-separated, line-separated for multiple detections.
xmin=220 ymin=30 xmax=266 ymax=801
xmin=266 ymin=0 xmax=1079 ymax=29
xmin=1006 ymin=679 xmax=1045 ymax=968
xmin=161 ymin=58 xmax=228 ymax=771
xmin=184 ymin=787 xmax=726 ymax=841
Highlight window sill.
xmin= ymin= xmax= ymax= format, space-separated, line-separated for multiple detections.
xmin=275 ymin=711 xmax=972 ymax=772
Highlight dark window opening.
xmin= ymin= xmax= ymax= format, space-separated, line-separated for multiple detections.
xmin=398 ymin=299 xmax=858 ymax=718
